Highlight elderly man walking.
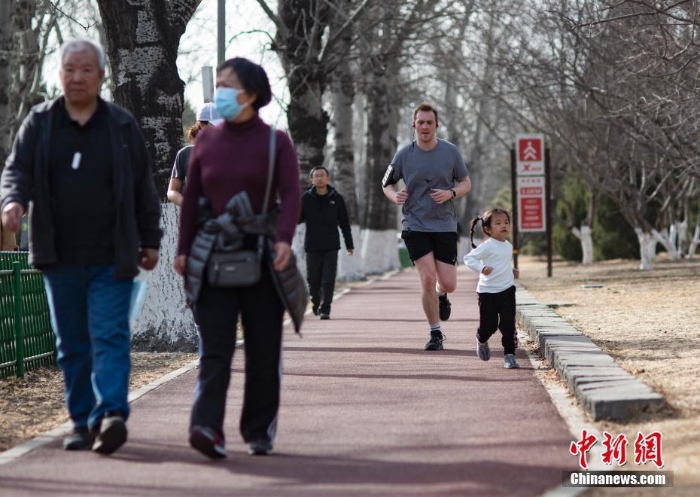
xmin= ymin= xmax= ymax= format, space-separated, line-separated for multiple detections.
xmin=1 ymin=38 xmax=162 ymax=455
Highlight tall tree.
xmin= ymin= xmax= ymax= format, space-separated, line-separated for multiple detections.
xmin=95 ymin=0 xmax=203 ymax=350
xmin=349 ymin=0 xmax=439 ymax=271
xmin=0 ymin=0 xmax=13 ymax=166
xmin=95 ymin=0 xmax=201 ymax=188
xmin=276 ymin=0 xmax=329 ymax=182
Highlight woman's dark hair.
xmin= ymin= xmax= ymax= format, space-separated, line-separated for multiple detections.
xmin=216 ymin=57 xmax=272 ymax=111
xmin=469 ymin=208 xmax=511 ymax=248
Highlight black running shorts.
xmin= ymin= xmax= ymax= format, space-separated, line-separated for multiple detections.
xmin=401 ymin=230 xmax=458 ymax=265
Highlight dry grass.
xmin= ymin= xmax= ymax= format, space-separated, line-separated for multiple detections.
xmin=0 ymin=352 xmax=197 ymax=452
xmin=517 ymin=254 xmax=700 ymax=495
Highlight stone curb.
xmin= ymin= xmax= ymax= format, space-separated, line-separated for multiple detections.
xmin=516 ymin=285 xmax=664 ymax=421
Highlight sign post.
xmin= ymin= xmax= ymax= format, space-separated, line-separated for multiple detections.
xmin=512 ymin=134 xmax=552 ymax=276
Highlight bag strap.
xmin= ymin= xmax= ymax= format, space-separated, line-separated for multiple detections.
xmin=257 ymin=126 xmax=276 ymax=255
xmin=261 ymin=126 xmax=276 ymax=214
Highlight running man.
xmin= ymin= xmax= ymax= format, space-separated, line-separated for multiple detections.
xmin=382 ymin=102 xmax=471 ymax=350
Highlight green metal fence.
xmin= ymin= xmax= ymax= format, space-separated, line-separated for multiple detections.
xmin=0 ymin=252 xmax=55 ymax=379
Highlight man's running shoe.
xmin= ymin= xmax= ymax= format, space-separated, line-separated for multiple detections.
xmin=503 ymin=354 xmax=520 ymax=369
xmin=438 ymin=294 xmax=451 ymax=321
xmin=476 ymin=338 xmax=490 ymax=361
xmin=424 ymin=332 xmax=445 ymax=351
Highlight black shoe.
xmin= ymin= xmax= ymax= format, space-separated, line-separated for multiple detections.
xmin=92 ymin=414 xmax=127 ymax=455
xmin=63 ymin=426 xmax=93 ymax=451
xmin=312 ymin=304 xmax=319 ymax=316
xmin=190 ymin=425 xmax=227 ymax=459
xmin=424 ymin=332 xmax=445 ymax=351
xmin=319 ymin=313 xmax=330 ymax=320
xmin=438 ymin=294 xmax=451 ymax=321
xmin=248 ymin=438 xmax=273 ymax=456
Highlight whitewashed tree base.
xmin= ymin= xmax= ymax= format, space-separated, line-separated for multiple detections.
xmin=131 ymin=202 xmax=198 ymax=351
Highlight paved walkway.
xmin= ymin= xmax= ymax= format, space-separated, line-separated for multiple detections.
xmin=0 ymin=266 xmax=578 ymax=496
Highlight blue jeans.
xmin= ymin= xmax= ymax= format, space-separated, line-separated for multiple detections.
xmin=42 ymin=265 xmax=133 ymax=431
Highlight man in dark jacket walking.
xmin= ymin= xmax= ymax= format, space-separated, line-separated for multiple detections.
xmin=1 ymin=38 xmax=162 ymax=455
xmin=299 ymin=167 xmax=354 ymax=319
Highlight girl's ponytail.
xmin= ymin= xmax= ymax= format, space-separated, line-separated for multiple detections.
xmin=469 ymin=216 xmax=481 ymax=249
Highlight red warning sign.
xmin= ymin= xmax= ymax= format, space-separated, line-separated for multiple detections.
xmin=516 ymin=134 xmax=544 ymax=175
xmin=517 ymin=176 xmax=545 ymax=232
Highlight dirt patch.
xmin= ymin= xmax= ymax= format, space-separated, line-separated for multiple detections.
xmin=517 ymin=254 xmax=700 ymax=495
xmin=0 ymin=352 xmax=197 ymax=452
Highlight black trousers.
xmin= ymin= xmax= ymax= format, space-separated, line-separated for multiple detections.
xmin=476 ymin=285 xmax=518 ymax=355
xmin=305 ymin=250 xmax=338 ymax=314
xmin=192 ymin=258 xmax=284 ymax=444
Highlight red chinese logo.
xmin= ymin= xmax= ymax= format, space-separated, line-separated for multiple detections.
xmin=601 ymin=432 xmax=628 ymax=466
xmin=569 ymin=429 xmax=597 ymax=469
xmin=570 ymin=430 xmax=664 ymax=469
xmin=634 ymin=431 xmax=664 ymax=468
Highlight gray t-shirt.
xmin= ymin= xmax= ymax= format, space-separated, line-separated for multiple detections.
xmin=384 ymin=139 xmax=469 ymax=232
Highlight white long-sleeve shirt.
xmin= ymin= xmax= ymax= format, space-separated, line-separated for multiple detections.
xmin=464 ymin=238 xmax=515 ymax=293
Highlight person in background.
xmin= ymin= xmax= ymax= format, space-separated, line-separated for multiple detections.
xmin=382 ymin=101 xmax=471 ymax=351
xmin=174 ymin=57 xmax=301 ymax=460
xmin=0 ymin=38 xmax=162 ymax=454
xmin=299 ymin=166 xmax=354 ymax=320
xmin=464 ymin=208 xmax=520 ymax=369
xmin=167 ymin=102 xmax=223 ymax=366
xmin=167 ymin=102 xmax=222 ymax=207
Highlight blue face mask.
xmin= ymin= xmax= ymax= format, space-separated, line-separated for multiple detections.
xmin=214 ymin=88 xmax=247 ymax=121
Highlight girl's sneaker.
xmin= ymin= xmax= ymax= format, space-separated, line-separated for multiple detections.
xmin=503 ymin=354 xmax=520 ymax=369
xmin=476 ymin=338 xmax=490 ymax=361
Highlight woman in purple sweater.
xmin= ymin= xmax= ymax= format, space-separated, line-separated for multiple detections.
xmin=174 ymin=58 xmax=301 ymax=459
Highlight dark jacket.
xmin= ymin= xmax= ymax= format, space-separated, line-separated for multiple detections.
xmin=299 ymin=185 xmax=354 ymax=253
xmin=0 ymin=97 xmax=162 ymax=279
xmin=186 ymin=191 xmax=307 ymax=333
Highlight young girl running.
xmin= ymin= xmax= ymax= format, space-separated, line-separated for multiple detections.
xmin=464 ymin=208 xmax=520 ymax=369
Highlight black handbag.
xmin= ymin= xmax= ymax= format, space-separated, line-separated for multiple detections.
xmin=206 ymin=127 xmax=276 ymax=288
xmin=207 ymin=249 xmax=261 ymax=287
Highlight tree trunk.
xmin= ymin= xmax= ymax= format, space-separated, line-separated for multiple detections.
xmin=688 ymin=224 xmax=700 ymax=259
xmin=359 ymin=65 xmax=401 ymax=271
xmin=95 ymin=0 xmax=202 ymax=350
xmin=131 ymin=204 xmax=197 ymax=351
xmin=11 ymin=0 xmax=47 ymax=142
xmin=635 ymin=228 xmax=657 ymax=270
xmin=0 ymin=0 xmax=13 ymax=167
xmin=95 ymin=0 xmax=200 ymax=190
xmin=329 ymin=27 xmax=363 ymax=280
xmin=572 ymin=225 xmax=593 ymax=265
xmin=330 ymin=42 xmax=357 ymax=223
xmin=363 ymin=65 xmax=399 ymax=232
xmin=275 ymin=0 xmax=330 ymax=186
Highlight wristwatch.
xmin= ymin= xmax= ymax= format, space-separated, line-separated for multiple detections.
xmin=450 ymin=189 xmax=457 ymax=198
